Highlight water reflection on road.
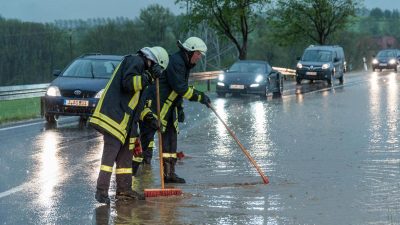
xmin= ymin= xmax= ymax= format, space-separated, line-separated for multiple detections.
xmin=361 ymin=71 xmax=400 ymax=222
xmin=35 ymin=130 xmax=64 ymax=224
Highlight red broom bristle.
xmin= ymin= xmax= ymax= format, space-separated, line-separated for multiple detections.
xmin=144 ymin=188 xmax=183 ymax=198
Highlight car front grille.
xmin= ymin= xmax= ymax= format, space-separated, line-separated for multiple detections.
xmin=61 ymin=90 xmax=96 ymax=98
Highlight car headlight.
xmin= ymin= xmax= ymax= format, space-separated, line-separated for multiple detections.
xmin=218 ymin=74 xmax=224 ymax=81
xmin=95 ymin=89 xmax=104 ymax=99
xmin=389 ymin=59 xmax=396 ymax=64
xmin=322 ymin=63 xmax=330 ymax=70
xmin=297 ymin=63 xmax=303 ymax=69
xmin=46 ymin=86 xmax=61 ymax=96
xmin=255 ymin=75 xmax=263 ymax=83
xmin=372 ymin=59 xmax=378 ymax=64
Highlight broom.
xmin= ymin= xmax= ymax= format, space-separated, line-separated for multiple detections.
xmin=144 ymin=78 xmax=183 ymax=197
xmin=208 ymin=103 xmax=269 ymax=184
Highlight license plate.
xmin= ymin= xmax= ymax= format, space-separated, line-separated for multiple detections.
xmin=306 ymin=71 xmax=317 ymax=75
xmin=64 ymin=99 xmax=89 ymax=107
xmin=379 ymin=63 xmax=387 ymax=66
xmin=230 ymin=84 xmax=244 ymax=89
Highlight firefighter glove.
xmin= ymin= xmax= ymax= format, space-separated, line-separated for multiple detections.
xmin=133 ymin=139 xmax=142 ymax=157
xmin=144 ymin=113 xmax=159 ymax=130
xmin=149 ymin=63 xmax=164 ymax=79
xmin=199 ymin=92 xmax=211 ymax=107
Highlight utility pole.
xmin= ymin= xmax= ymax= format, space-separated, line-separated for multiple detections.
xmin=69 ymin=29 xmax=73 ymax=60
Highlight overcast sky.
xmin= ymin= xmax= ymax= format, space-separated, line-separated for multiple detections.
xmin=0 ymin=0 xmax=184 ymax=23
xmin=0 ymin=0 xmax=399 ymax=23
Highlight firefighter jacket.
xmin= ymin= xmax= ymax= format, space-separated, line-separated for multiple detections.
xmin=89 ymin=54 xmax=152 ymax=144
xmin=150 ymin=50 xmax=205 ymax=132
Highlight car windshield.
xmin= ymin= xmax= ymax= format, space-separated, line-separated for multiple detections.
xmin=229 ymin=62 xmax=266 ymax=73
xmin=377 ymin=50 xmax=395 ymax=58
xmin=62 ymin=59 xmax=120 ymax=78
xmin=302 ymin=50 xmax=332 ymax=62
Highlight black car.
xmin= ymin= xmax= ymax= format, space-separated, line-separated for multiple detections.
xmin=216 ymin=60 xmax=283 ymax=98
xmin=371 ymin=49 xmax=400 ymax=72
xmin=41 ymin=54 xmax=123 ymax=123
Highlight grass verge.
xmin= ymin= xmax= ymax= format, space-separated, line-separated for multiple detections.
xmin=190 ymin=79 xmax=217 ymax=92
xmin=0 ymin=97 xmax=41 ymax=124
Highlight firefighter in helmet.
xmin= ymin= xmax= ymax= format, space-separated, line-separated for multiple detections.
xmin=143 ymin=37 xmax=211 ymax=184
xmin=89 ymin=46 xmax=169 ymax=204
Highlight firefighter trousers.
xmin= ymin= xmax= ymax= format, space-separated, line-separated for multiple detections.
xmin=161 ymin=122 xmax=177 ymax=159
xmin=139 ymin=121 xmax=157 ymax=163
xmin=97 ymin=133 xmax=133 ymax=193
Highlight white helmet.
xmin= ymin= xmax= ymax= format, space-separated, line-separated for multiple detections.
xmin=139 ymin=46 xmax=169 ymax=70
xmin=179 ymin=37 xmax=207 ymax=55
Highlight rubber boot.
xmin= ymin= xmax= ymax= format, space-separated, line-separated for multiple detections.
xmin=95 ymin=189 xmax=110 ymax=204
xmin=116 ymin=189 xmax=145 ymax=201
xmin=164 ymin=158 xmax=186 ymax=184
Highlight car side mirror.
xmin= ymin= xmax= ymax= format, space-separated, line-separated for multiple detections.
xmin=372 ymin=55 xmax=375 ymax=58
xmin=334 ymin=57 xmax=340 ymax=62
xmin=52 ymin=69 xmax=61 ymax=76
xmin=296 ymin=57 xmax=301 ymax=61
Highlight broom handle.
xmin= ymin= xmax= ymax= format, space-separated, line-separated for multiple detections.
xmin=208 ymin=103 xmax=269 ymax=184
xmin=156 ymin=78 xmax=165 ymax=189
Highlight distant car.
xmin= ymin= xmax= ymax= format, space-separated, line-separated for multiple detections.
xmin=216 ymin=60 xmax=283 ymax=98
xmin=371 ymin=49 xmax=400 ymax=72
xmin=41 ymin=53 xmax=123 ymax=123
xmin=296 ymin=45 xmax=346 ymax=85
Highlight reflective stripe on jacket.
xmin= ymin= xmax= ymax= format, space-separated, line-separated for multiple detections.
xmin=89 ymin=54 xmax=150 ymax=144
xmin=151 ymin=50 xmax=203 ymax=131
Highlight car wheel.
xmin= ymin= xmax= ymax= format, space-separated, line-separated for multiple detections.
xmin=80 ymin=116 xmax=88 ymax=123
xmin=45 ymin=113 xmax=58 ymax=123
xmin=273 ymin=75 xmax=283 ymax=96
xmin=327 ymin=71 xmax=334 ymax=86
xmin=339 ymin=75 xmax=344 ymax=84
xmin=260 ymin=85 xmax=268 ymax=98
xmin=296 ymin=77 xmax=302 ymax=85
xmin=216 ymin=92 xmax=226 ymax=98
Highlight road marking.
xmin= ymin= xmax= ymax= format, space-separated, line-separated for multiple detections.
xmin=0 ymin=184 xmax=28 ymax=199
xmin=0 ymin=121 xmax=44 ymax=132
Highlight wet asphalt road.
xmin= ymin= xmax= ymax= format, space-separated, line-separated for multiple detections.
xmin=0 ymin=70 xmax=399 ymax=225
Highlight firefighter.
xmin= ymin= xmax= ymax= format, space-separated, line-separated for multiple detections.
xmin=150 ymin=36 xmax=211 ymax=184
xmin=89 ymin=46 xmax=169 ymax=204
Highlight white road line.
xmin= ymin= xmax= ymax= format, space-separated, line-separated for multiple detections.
xmin=0 ymin=121 xmax=44 ymax=132
xmin=0 ymin=184 xmax=28 ymax=199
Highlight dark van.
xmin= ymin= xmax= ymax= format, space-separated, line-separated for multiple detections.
xmin=296 ymin=45 xmax=346 ymax=85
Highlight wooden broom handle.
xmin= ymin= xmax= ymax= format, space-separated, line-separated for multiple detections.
xmin=156 ymin=78 xmax=165 ymax=189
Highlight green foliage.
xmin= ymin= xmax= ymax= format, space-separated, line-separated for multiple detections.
xmin=0 ymin=20 xmax=70 ymax=86
xmin=176 ymin=0 xmax=270 ymax=59
xmin=0 ymin=98 xmax=41 ymax=124
xmin=268 ymin=0 xmax=360 ymax=45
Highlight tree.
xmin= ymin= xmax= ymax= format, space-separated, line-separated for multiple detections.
xmin=370 ymin=7 xmax=383 ymax=19
xmin=138 ymin=4 xmax=175 ymax=48
xmin=176 ymin=0 xmax=269 ymax=60
xmin=269 ymin=0 xmax=360 ymax=45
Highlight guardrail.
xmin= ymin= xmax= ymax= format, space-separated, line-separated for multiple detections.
xmin=272 ymin=67 xmax=296 ymax=76
xmin=0 ymin=67 xmax=296 ymax=100
xmin=0 ymin=83 xmax=49 ymax=100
